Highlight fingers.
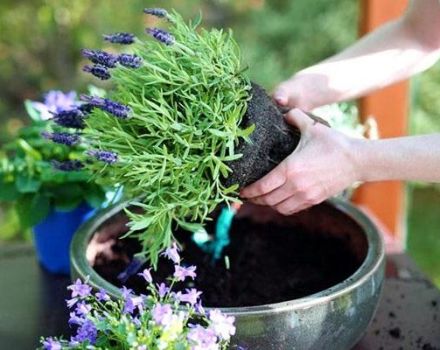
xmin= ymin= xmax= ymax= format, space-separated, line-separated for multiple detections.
xmin=284 ymin=108 xmax=315 ymax=132
xmin=274 ymin=194 xmax=316 ymax=216
xmin=273 ymin=84 xmax=290 ymax=107
xmin=240 ymin=161 xmax=287 ymax=199
xmin=248 ymin=183 xmax=293 ymax=207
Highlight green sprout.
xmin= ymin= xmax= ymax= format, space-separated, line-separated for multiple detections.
xmin=82 ymin=9 xmax=253 ymax=266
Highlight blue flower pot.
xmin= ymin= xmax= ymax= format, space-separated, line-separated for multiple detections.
xmin=33 ymin=203 xmax=94 ymax=275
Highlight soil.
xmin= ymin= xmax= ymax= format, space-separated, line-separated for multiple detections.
xmin=93 ymin=206 xmax=363 ymax=307
xmin=223 ymin=83 xmax=301 ymax=188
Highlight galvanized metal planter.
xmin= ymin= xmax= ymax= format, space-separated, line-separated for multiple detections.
xmin=71 ymin=198 xmax=385 ymax=350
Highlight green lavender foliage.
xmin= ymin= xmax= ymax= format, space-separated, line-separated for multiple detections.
xmin=84 ymin=10 xmax=252 ymax=266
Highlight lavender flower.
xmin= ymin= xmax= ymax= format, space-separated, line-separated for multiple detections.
xmin=174 ymin=265 xmax=197 ymax=282
xmin=52 ymin=160 xmax=84 ymax=172
xmin=87 ymin=150 xmax=118 ymax=164
xmin=209 ymin=309 xmax=236 ymax=340
xmin=42 ymin=337 xmax=62 ymax=350
xmin=83 ymin=64 xmax=111 ymax=80
xmin=68 ymin=279 xmax=92 ymax=298
xmin=31 ymin=91 xmax=77 ymax=121
xmin=81 ymin=95 xmax=131 ymax=119
xmin=103 ymin=32 xmax=136 ymax=44
xmin=146 ymin=28 xmax=175 ymax=46
xmin=42 ymin=131 xmax=80 ymax=146
xmin=152 ymin=303 xmax=173 ymax=326
xmin=117 ymin=53 xmax=143 ymax=68
xmin=71 ymin=319 xmax=97 ymax=344
xmin=162 ymin=242 xmax=180 ymax=264
xmin=143 ymin=8 xmax=169 ymax=18
xmin=81 ymin=49 xmax=118 ymax=68
xmin=52 ymin=108 xmax=86 ymax=129
xmin=138 ymin=268 xmax=153 ymax=283
xmin=176 ymin=288 xmax=202 ymax=306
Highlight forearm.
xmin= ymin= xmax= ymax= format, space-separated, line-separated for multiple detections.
xmin=285 ymin=0 xmax=440 ymax=110
xmin=355 ymin=134 xmax=440 ymax=183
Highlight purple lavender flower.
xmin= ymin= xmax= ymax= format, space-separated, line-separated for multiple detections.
xmin=157 ymin=283 xmax=170 ymax=298
xmin=71 ymin=319 xmax=97 ymax=344
xmin=143 ymin=8 xmax=169 ymax=18
xmin=117 ymin=53 xmax=143 ymax=68
xmin=42 ymin=337 xmax=62 ymax=350
xmin=209 ymin=309 xmax=236 ymax=340
xmin=174 ymin=265 xmax=197 ymax=282
xmin=176 ymin=288 xmax=202 ymax=306
xmin=81 ymin=95 xmax=131 ymax=119
xmin=95 ymin=289 xmax=110 ymax=302
xmin=52 ymin=108 xmax=86 ymax=129
xmin=68 ymin=279 xmax=92 ymax=298
xmin=152 ymin=303 xmax=173 ymax=326
xmin=103 ymin=32 xmax=136 ymax=45
xmin=187 ymin=325 xmax=218 ymax=350
xmin=138 ymin=268 xmax=153 ymax=283
xmin=32 ymin=91 xmax=77 ymax=121
xmin=162 ymin=242 xmax=180 ymax=264
xmin=87 ymin=150 xmax=118 ymax=164
xmin=81 ymin=49 xmax=118 ymax=68
xmin=146 ymin=28 xmax=175 ymax=45
xmin=41 ymin=131 xmax=80 ymax=146
xmin=52 ymin=160 xmax=84 ymax=172
xmin=83 ymin=64 xmax=111 ymax=80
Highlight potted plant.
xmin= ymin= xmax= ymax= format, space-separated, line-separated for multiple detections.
xmin=42 ymin=8 xmax=384 ymax=349
xmin=0 ymin=91 xmax=107 ymax=274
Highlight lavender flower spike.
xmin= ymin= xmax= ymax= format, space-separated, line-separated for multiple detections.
xmin=52 ymin=108 xmax=86 ymax=129
xmin=83 ymin=64 xmax=111 ymax=80
xmin=103 ymin=32 xmax=136 ymax=45
xmin=143 ymin=8 xmax=169 ymax=18
xmin=146 ymin=28 xmax=175 ymax=46
xmin=52 ymin=160 xmax=84 ymax=172
xmin=42 ymin=131 xmax=80 ymax=146
xmin=87 ymin=150 xmax=118 ymax=164
xmin=81 ymin=49 xmax=118 ymax=68
xmin=117 ymin=54 xmax=143 ymax=68
xmin=81 ymin=95 xmax=131 ymax=119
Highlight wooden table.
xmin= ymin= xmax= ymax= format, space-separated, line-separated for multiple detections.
xmin=0 ymin=244 xmax=439 ymax=350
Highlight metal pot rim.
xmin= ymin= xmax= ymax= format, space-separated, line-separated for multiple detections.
xmin=70 ymin=198 xmax=384 ymax=317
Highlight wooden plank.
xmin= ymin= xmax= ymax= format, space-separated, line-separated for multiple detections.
xmin=353 ymin=0 xmax=409 ymax=245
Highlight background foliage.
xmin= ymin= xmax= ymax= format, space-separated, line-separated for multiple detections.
xmin=0 ymin=0 xmax=439 ymax=283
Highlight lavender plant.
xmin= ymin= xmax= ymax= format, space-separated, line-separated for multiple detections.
xmin=48 ymin=8 xmax=252 ymax=265
xmin=40 ymin=244 xmax=236 ymax=350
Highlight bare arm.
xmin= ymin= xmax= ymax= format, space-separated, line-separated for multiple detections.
xmin=274 ymin=0 xmax=440 ymax=110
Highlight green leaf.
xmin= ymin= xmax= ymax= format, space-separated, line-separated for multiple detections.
xmin=16 ymin=174 xmax=41 ymax=193
xmin=24 ymin=100 xmax=42 ymax=121
xmin=16 ymin=193 xmax=51 ymax=228
xmin=0 ymin=181 xmax=20 ymax=201
xmin=83 ymin=186 xmax=105 ymax=208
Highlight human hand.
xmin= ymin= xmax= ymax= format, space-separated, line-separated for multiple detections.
xmin=239 ymin=109 xmax=362 ymax=215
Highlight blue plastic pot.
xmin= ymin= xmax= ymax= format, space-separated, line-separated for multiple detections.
xmin=33 ymin=203 xmax=94 ymax=274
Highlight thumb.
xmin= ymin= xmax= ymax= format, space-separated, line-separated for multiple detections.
xmin=284 ymin=108 xmax=314 ymax=132
xmin=273 ymin=83 xmax=290 ymax=107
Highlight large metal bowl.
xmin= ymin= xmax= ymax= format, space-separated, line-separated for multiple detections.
xmin=71 ymin=198 xmax=385 ymax=350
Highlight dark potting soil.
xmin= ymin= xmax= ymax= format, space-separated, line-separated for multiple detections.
xmin=223 ymin=83 xmax=301 ymax=188
xmin=93 ymin=214 xmax=361 ymax=308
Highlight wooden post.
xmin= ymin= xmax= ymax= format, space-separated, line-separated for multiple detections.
xmin=353 ymin=0 xmax=409 ymax=246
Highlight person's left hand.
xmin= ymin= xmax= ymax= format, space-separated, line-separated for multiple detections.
xmin=239 ymin=109 xmax=363 ymax=215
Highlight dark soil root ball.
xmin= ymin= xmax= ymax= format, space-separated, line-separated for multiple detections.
xmin=223 ymin=82 xmax=301 ymax=189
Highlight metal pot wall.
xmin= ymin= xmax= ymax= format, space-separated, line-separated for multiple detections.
xmin=70 ymin=198 xmax=385 ymax=350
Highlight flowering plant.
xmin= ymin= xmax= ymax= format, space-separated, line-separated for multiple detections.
xmin=46 ymin=8 xmax=252 ymax=265
xmin=0 ymin=91 xmax=106 ymax=227
xmin=40 ymin=244 xmax=236 ymax=350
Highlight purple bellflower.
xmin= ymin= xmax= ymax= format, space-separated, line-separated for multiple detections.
xmin=174 ymin=265 xmax=197 ymax=282
xmin=42 ymin=337 xmax=62 ymax=350
xmin=32 ymin=91 xmax=77 ymax=121
xmin=146 ymin=28 xmax=175 ymax=46
xmin=103 ymin=32 xmax=136 ymax=45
